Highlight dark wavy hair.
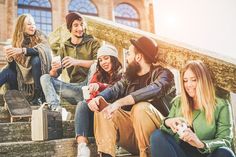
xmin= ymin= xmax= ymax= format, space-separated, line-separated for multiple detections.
xmin=96 ymin=56 xmax=122 ymax=85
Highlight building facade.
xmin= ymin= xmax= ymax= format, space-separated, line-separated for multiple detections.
xmin=0 ymin=0 xmax=155 ymax=41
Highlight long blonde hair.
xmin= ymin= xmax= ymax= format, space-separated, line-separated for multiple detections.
xmin=12 ymin=14 xmax=43 ymax=48
xmin=180 ymin=60 xmax=216 ymax=125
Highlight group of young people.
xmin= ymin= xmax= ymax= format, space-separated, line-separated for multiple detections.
xmin=0 ymin=11 xmax=235 ymax=157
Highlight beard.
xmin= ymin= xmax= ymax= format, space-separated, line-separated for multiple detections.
xmin=125 ymin=60 xmax=141 ymax=81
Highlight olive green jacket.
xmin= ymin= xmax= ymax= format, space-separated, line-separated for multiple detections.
xmin=51 ymin=34 xmax=100 ymax=83
xmin=161 ymin=96 xmax=234 ymax=154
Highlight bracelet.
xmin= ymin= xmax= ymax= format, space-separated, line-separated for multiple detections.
xmin=22 ymin=48 xmax=26 ymax=55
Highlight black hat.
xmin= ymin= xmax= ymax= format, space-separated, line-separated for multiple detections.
xmin=130 ymin=36 xmax=158 ymax=63
xmin=66 ymin=12 xmax=83 ymax=31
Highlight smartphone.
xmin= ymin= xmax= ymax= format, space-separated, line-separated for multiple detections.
xmin=98 ymin=97 xmax=109 ymax=112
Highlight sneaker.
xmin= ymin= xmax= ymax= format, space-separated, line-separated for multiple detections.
xmin=77 ymin=142 xmax=90 ymax=157
xmin=51 ymin=106 xmax=71 ymax=121
xmin=61 ymin=107 xmax=71 ymax=121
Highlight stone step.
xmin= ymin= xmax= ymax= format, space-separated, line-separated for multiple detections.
xmin=0 ymin=104 xmax=76 ymax=123
xmin=0 ymin=121 xmax=74 ymax=143
xmin=0 ymin=121 xmax=137 ymax=156
xmin=0 ymin=138 xmax=96 ymax=157
xmin=0 ymin=138 xmax=138 ymax=157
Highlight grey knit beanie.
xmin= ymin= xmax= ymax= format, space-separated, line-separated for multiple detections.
xmin=97 ymin=44 xmax=118 ymax=59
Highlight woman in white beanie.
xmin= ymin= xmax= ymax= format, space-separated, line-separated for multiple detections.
xmin=75 ymin=44 xmax=122 ymax=157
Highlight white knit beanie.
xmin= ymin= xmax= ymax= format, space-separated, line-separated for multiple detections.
xmin=97 ymin=44 xmax=118 ymax=59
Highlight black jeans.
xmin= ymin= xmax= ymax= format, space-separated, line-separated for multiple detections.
xmin=74 ymin=100 xmax=94 ymax=138
xmin=0 ymin=56 xmax=42 ymax=91
xmin=150 ymin=130 xmax=235 ymax=157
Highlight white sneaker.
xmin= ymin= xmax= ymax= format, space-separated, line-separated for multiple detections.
xmin=77 ymin=142 xmax=90 ymax=157
xmin=61 ymin=107 xmax=71 ymax=121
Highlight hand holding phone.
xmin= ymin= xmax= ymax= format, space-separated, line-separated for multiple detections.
xmin=176 ymin=122 xmax=187 ymax=136
xmin=98 ymin=97 xmax=109 ymax=112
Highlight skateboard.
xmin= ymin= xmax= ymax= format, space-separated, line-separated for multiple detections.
xmin=4 ymin=90 xmax=32 ymax=122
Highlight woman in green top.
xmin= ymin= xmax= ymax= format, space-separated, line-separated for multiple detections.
xmin=150 ymin=60 xmax=235 ymax=157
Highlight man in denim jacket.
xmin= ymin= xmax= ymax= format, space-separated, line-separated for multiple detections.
xmin=88 ymin=36 xmax=176 ymax=157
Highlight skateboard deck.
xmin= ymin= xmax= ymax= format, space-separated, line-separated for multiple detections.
xmin=4 ymin=90 xmax=32 ymax=122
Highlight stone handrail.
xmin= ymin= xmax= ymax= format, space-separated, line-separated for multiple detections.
xmin=48 ymin=16 xmax=236 ymax=94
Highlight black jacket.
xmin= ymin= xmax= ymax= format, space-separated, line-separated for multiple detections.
xmin=99 ymin=65 xmax=176 ymax=116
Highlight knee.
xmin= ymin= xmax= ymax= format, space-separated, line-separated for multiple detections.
xmin=150 ymin=130 xmax=165 ymax=145
xmin=76 ymin=101 xmax=89 ymax=114
xmin=131 ymin=102 xmax=151 ymax=119
xmin=212 ymin=147 xmax=235 ymax=157
xmin=31 ymin=56 xmax=41 ymax=67
xmin=40 ymin=74 xmax=51 ymax=82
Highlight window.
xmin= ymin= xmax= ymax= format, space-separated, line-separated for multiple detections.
xmin=115 ymin=3 xmax=140 ymax=28
xmin=69 ymin=0 xmax=98 ymax=16
xmin=17 ymin=0 xmax=52 ymax=34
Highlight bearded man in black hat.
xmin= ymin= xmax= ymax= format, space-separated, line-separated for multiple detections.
xmin=88 ymin=36 xmax=176 ymax=157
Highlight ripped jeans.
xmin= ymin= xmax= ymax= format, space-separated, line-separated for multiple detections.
xmin=94 ymin=102 xmax=164 ymax=157
xmin=40 ymin=74 xmax=87 ymax=109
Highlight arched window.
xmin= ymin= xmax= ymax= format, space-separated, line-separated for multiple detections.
xmin=115 ymin=3 xmax=140 ymax=28
xmin=69 ymin=0 xmax=98 ymax=16
xmin=17 ymin=0 xmax=52 ymax=34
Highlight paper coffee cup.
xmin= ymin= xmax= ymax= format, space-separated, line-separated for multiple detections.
xmin=3 ymin=45 xmax=13 ymax=62
xmin=82 ymin=86 xmax=90 ymax=100
xmin=3 ymin=45 xmax=12 ymax=51
xmin=52 ymin=55 xmax=61 ymax=63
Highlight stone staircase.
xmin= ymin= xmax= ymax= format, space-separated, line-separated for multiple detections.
xmin=0 ymin=101 xmax=137 ymax=157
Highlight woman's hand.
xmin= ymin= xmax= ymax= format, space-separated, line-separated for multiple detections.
xmin=179 ymin=128 xmax=205 ymax=148
xmin=165 ymin=117 xmax=186 ymax=133
xmin=89 ymin=83 xmax=99 ymax=93
xmin=5 ymin=47 xmax=23 ymax=58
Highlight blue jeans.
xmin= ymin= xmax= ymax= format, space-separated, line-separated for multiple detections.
xmin=74 ymin=100 xmax=94 ymax=137
xmin=40 ymin=63 xmax=96 ymax=108
xmin=31 ymin=56 xmax=42 ymax=90
xmin=150 ymin=130 xmax=235 ymax=157
xmin=40 ymin=74 xmax=86 ymax=108
xmin=0 ymin=56 xmax=42 ymax=91
xmin=0 ymin=62 xmax=17 ymax=90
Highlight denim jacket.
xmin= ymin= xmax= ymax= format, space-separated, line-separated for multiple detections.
xmin=99 ymin=65 xmax=176 ymax=116
xmin=161 ymin=96 xmax=234 ymax=154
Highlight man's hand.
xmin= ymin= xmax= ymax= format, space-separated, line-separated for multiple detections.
xmin=51 ymin=61 xmax=62 ymax=71
xmin=88 ymin=97 xmax=100 ymax=112
xmin=62 ymin=56 xmax=79 ymax=68
xmin=49 ymin=61 xmax=62 ymax=77
xmin=102 ymin=102 xmax=120 ymax=119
